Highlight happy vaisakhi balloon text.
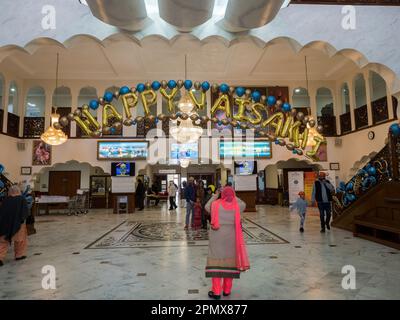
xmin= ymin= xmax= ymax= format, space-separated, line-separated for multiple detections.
xmin=63 ymin=82 xmax=326 ymax=160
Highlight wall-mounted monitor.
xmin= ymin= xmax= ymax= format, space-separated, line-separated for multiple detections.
xmin=219 ymin=140 xmax=272 ymax=159
xmin=234 ymin=161 xmax=257 ymax=175
xmin=169 ymin=142 xmax=198 ymax=164
xmin=111 ymin=162 xmax=135 ymax=177
xmin=97 ymin=141 xmax=148 ymax=160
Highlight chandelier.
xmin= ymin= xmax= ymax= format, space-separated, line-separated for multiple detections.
xmin=41 ymin=109 xmax=68 ymax=146
xmin=41 ymin=53 xmax=68 ymax=146
xmin=170 ymin=54 xmax=203 ymax=144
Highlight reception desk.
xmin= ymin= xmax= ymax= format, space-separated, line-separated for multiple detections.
xmin=236 ymin=191 xmax=257 ymax=212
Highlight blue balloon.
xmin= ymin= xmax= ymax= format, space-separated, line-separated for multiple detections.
xmin=274 ymin=139 xmax=280 ymax=145
xmin=201 ymin=81 xmax=210 ymax=91
xmin=119 ymin=86 xmax=130 ymax=95
xmin=167 ymin=80 xmax=177 ymax=89
xmin=89 ymin=99 xmax=99 ymax=110
xmin=235 ymin=87 xmax=246 ymax=97
xmin=357 ymin=169 xmax=367 ymax=176
xmin=346 ymin=182 xmax=354 ymax=191
xmin=365 ymin=163 xmax=372 ymax=170
xmin=184 ymin=80 xmax=193 ymax=90
xmin=267 ymin=96 xmax=276 ymax=106
xmin=349 ymin=194 xmax=356 ymax=201
xmin=389 ymin=123 xmax=400 ymax=137
xmin=103 ymin=91 xmax=114 ymax=103
xmin=252 ymin=90 xmax=261 ymax=102
xmin=368 ymin=167 xmax=377 ymax=176
xmin=151 ymin=81 xmax=161 ymax=91
xmin=136 ymin=83 xmax=146 ymax=93
xmin=0 ymin=180 xmax=4 ymax=188
xmin=282 ymin=102 xmax=291 ymax=112
xmin=0 ymin=164 xmax=4 ymax=174
xmin=219 ymin=83 xmax=229 ymax=94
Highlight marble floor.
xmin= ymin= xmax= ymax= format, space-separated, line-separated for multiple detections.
xmin=0 ymin=204 xmax=399 ymax=300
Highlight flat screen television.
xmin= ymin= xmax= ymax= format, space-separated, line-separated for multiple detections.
xmin=234 ymin=161 xmax=257 ymax=175
xmin=219 ymin=140 xmax=272 ymax=159
xmin=98 ymin=141 xmax=148 ymax=160
xmin=111 ymin=162 xmax=135 ymax=177
xmin=169 ymin=143 xmax=198 ymax=164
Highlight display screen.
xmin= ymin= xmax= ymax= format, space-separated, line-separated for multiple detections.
xmin=234 ymin=161 xmax=257 ymax=175
xmin=169 ymin=143 xmax=198 ymax=164
xmin=219 ymin=140 xmax=272 ymax=159
xmin=111 ymin=162 xmax=135 ymax=177
xmin=98 ymin=141 xmax=148 ymax=160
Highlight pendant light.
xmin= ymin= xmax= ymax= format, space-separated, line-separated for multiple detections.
xmin=41 ymin=53 xmax=68 ymax=146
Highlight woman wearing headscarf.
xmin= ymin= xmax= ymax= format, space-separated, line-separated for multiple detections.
xmin=204 ymin=186 xmax=249 ymax=299
xmin=0 ymin=185 xmax=30 ymax=266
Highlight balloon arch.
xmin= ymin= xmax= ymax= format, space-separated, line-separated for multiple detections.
xmin=53 ymin=80 xmax=327 ymax=160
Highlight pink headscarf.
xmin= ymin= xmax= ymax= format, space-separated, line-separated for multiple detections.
xmin=211 ymin=186 xmax=250 ymax=272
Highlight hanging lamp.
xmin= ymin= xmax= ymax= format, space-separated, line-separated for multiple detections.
xmin=41 ymin=53 xmax=68 ymax=146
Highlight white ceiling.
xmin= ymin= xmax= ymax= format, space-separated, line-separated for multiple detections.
xmin=0 ymin=36 xmax=359 ymax=82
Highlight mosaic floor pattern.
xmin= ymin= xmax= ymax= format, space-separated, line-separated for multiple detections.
xmin=86 ymin=218 xmax=288 ymax=249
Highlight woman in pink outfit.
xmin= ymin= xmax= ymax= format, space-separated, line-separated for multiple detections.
xmin=204 ymin=186 xmax=250 ymax=299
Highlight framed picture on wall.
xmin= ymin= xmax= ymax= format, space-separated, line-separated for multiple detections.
xmin=329 ymin=163 xmax=340 ymax=170
xmin=32 ymin=140 xmax=52 ymax=166
xmin=315 ymin=144 xmax=328 ymax=162
xmin=20 ymin=167 xmax=32 ymax=175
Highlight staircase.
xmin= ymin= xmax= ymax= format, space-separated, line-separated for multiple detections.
xmin=332 ymin=133 xmax=400 ymax=249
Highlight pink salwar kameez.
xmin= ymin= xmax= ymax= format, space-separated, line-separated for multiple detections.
xmin=205 ymin=187 xmax=250 ymax=297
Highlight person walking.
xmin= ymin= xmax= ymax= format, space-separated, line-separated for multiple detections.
xmin=290 ymin=191 xmax=308 ymax=233
xmin=312 ymin=172 xmax=335 ymax=233
xmin=135 ymin=179 xmax=145 ymax=211
xmin=184 ymin=177 xmax=196 ymax=230
xmin=168 ymin=181 xmax=178 ymax=210
xmin=0 ymin=185 xmax=30 ymax=266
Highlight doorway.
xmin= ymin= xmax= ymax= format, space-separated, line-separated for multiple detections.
xmin=49 ymin=171 xmax=81 ymax=197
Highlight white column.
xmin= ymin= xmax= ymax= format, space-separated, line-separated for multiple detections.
xmin=347 ymin=79 xmax=356 ymax=131
xmin=331 ymin=85 xmax=340 ymax=135
xmin=387 ymin=86 xmax=394 ymax=120
xmin=308 ymin=86 xmax=317 ymax=120
xmin=2 ymin=79 xmax=9 ymax=133
xmin=18 ymin=81 xmax=28 ymax=137
xmin=44 ymin=86 xmax=52 ymax=129
xmin=364 ymin=70 xmax=373 ymax=126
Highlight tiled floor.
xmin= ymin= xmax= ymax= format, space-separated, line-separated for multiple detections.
xmin=0 ymin=204 xmax=399 ymax=300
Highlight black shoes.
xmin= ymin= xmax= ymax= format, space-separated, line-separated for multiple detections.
xmin=0 ymin=260 xmax=3 ymax=267
xmin=15 ymin=256 xmax=26 ymax=261
xmin=326 ymin=224 xmax=331 ymax=230
xmin=223 ymin=292 xmax=231 ymax=297
xmin=208 ymin=291 xmax=221 ymax=300
xmin=299 ymin=227 xmax=304 ymax=233
xmin=320 ymin=228 xmax=325 ymax=233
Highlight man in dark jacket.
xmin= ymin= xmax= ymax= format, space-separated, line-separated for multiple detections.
xmin=0 ymin=185 xmax=30 ymax=266
xmin=184 ymin=177 xmax=196 ymax=230
xmin=312 ymin=172 xmax=335 ymax=233
xmin=135 ymin=179 xmax=145 ymax=211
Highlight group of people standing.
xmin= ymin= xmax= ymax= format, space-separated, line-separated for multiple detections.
xmin=182 ymin=177 xmax=214 ymax=230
